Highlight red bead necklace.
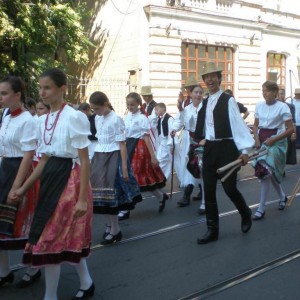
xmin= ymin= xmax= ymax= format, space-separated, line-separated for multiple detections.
xmin=43 ymin=102 xmax=66 ymax=145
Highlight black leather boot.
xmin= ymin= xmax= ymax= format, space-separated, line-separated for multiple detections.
xmin=177 ymin=184 xmax=194 ymax=207
xmin=197 ymin=229 xmax=219 ymax=244
xmin=192 ymin=183 xmax=203 ymax=201
xmin=197 ymin=218 xmax=219 ymax=244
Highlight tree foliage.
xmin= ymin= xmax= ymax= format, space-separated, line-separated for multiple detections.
xmin=0 ymin=0 xmax=93 ymax=97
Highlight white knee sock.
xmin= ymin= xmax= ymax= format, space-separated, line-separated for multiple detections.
xmin=271 ymin=175 xmax=286 ymax=201
xmin=0 ymin=250 xmax=10 ymax=277
xmin=199 ymin=179 xmax=205 ymax=209
xmin=109 ymin=215 xmax=120 ymax=235
xmin=75 ymin=258 xmax=93 ymax=291
xmin=151 ymin=189 xmax=163 ymax=201
xmin=258 ymin=177 xmax=271 ymax=212
xmin=44 ymin=265 xmax=60 ymax=300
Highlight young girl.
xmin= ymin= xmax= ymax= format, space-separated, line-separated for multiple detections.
xmin=89 ymin=92 xmax=142 ymax=245
xmin=252 ymin=81 xmax=294 ymax=220
xmin=120 ymin=92 xmax=168 ymax=219
xmin=12 ymin=68 xmax=94 ymax=300
xmin=36 ymin=99 xmax=50 ymax=117
xmin=0 ymin=76 xmax=37 ymax=287
xmin=15 ymin=99 xmax=50 ymax=289
xmin=171 ymin=84 xmax=205 ymax=213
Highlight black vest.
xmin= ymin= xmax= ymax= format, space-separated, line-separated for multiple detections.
xmin=195 ymin=92 xmax=232 ymax=141
xmin=157 ymin=113 xmax=172 ymax=137
xmin=143 ymin=100 xmax=157 ymax=116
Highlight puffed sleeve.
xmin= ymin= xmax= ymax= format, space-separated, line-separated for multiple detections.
xmin=69 ymin=111 xmax=91 ymax=149
xmin=20 ymin=116 xmax=38 ymax=151
xmin=115 ymin=116 xmax=126 ymax=142
xmin=140 ymin=114 xmax=151 ymax=135
xmin=229 ymin=97 xmax=254 ymax=153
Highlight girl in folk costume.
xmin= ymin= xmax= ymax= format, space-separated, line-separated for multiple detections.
xmin=14 ymin=99 xmax=50 ymax=289
xmin=118 ymin=92 xmax=168 ymax=220
xmin=252 ymin=81 xmax=294 ymax=220
xmin=12 ymin=68 xmax=94 ymax=300
xmin=89 ymin=92 xmax=142 ymax=245
xmin=0 ymin=76 xmax=37 ymax=287
xmin=171 ymin=84 xmax=206 ymax=213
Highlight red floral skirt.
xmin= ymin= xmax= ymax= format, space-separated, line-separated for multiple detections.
xmin=131 ymin=139 xmax=166 ymax=192
xmin=23 ymin=164 xmax=92 ymax=267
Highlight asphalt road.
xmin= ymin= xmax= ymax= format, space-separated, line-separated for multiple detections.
xmin=2 ymin=156 xmax=300 ymax=300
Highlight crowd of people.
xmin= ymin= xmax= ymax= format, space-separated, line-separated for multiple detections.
xmin=0 ymin=62 xmax=298 ymax=299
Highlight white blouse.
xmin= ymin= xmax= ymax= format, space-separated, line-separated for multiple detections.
xmin=38 ymin=105 xmax=90 ymax=158
xmin=0 ymin=111 xmax=37 ymax=157
xmin=204 ymin=90 xmax=254 ymax=153
xmin=255 ymin=100 xmax=292 ymax=135
xmin=94 ymin=110 xmax=125 ymax=153
xmin=172 ymin=102 xmax=202 ymax=132
xmin=124 ymin=111 xmax=150 ymax=139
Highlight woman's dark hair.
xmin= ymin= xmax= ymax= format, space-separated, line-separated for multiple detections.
xmin=190 ymin=84 xmax=203 ymax=93
xmin=37 ymin=99 xmax=50 ymax=110
xmin=78 ymin=102 xmax=91 ymax=112
xmin=89 ymin=91 xmax=114 ymax=110
xmin=126 ymin=92 xmax=145 ymax=114
xmin=40 ymin=68 xmax=67 ymax=87
xmin=0 ymin=76 xmax=26 ymax=104
xmin=25 ymin=97 xmax=37 ymax=108
xmin=262 ymin=80 xmax=279 ymax=93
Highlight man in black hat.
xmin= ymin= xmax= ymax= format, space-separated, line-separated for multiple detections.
xmin=195 ymin=62 xmax=254 ymax=244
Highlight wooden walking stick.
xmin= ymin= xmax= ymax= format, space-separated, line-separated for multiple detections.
xmin=287 ymin=178 xmax=300 ymax=207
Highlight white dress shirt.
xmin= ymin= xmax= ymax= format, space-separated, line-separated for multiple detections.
xmin=124 ymin=111 xmax=150 ymax=138
xmin=94 ymin=110 xmax=125 ymax=153
xmin=0 ymin=111 xmax=37 ymax=157
xmin=255 ymin=100 xmax=292 ymax=134
xmin=38 ymin=105 xmax=90 ymax=158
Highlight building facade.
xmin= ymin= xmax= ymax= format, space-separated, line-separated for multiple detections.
xmin=75 ymin=0 xmax=300 ymax=119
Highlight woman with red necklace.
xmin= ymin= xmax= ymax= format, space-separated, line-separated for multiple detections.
xmin=12 ymin=68 xmax=94 ymax=300
xmin=0 ymin=76 xmax=37 ymax=286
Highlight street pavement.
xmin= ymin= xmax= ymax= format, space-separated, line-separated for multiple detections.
xmin=2 ymin=154 xmax=300 ymax=300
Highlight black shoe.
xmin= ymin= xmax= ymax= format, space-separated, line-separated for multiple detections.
xmin=0 ymin=271 xmax=14 ymax=287
xmin=102 ymin=225 xmax=111 ymax=239
xmin=100 ymin=231 xmax=122 ymax=245
xmin=198 ymin=208 xmax=206 ymax=215
xmin=278 ymin=197 xmax=288 ymax=211
xmin=241 ymin=207 xmax=252 ymax=233
xmin=72 ymin=282 xmax=95 ymax=299
xmin=15 ymin=270 xmax=41 ymax=289
xmin=177 ymin=184 xmax=193 ymax=207
xmin=197 ymin=229 xmax=219 ymax=244
xmin=118 ymin=211 xmax=130 ymax=221
xmin=252 ymin=210 xmax=265 ymax=220
xmin=159 ymin=193 xmax=169 ymax=213
xmin=177 ymin=200 xmax=190 ymax=207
